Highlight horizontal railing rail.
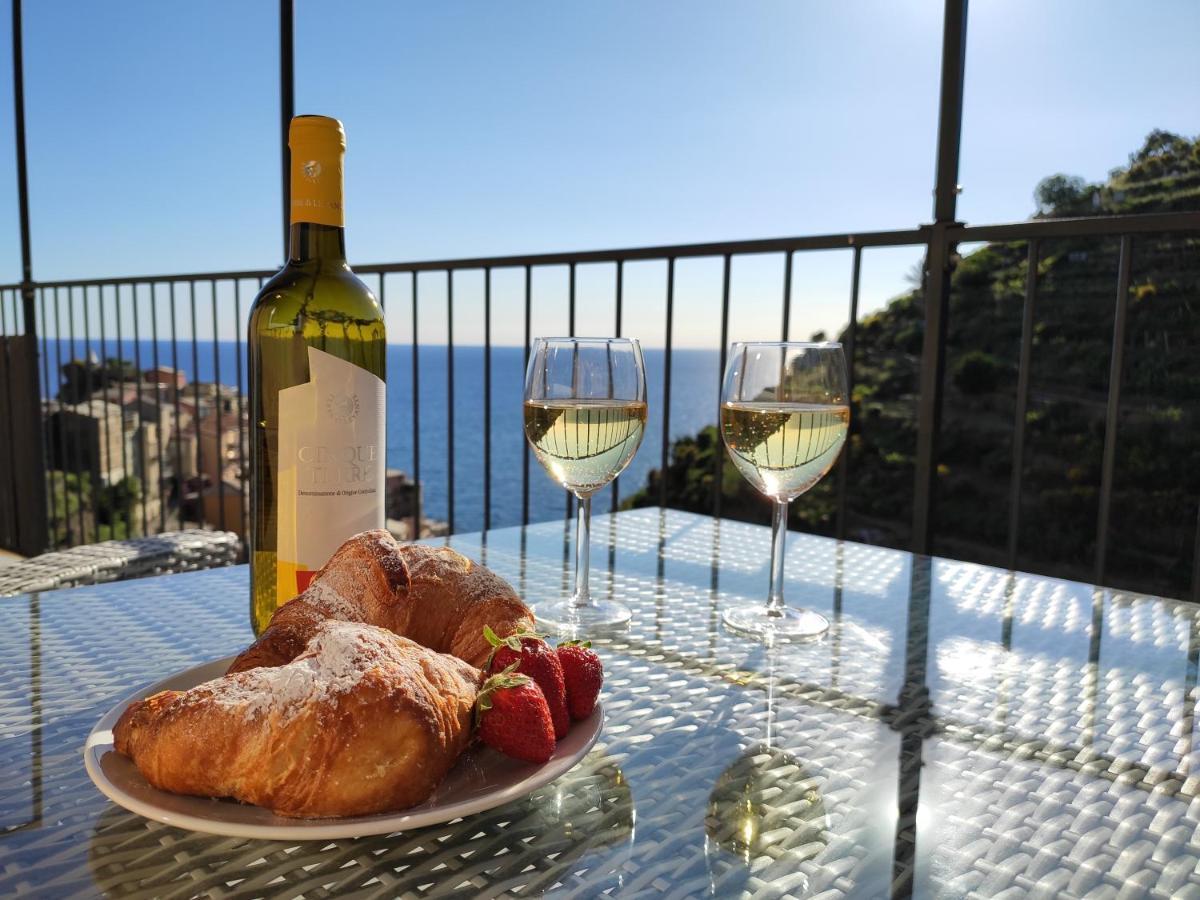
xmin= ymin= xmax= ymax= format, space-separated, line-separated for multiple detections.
xmin=2 ymin=207 xmax=1199 ymax=601
xmin=2 ymin=208 xmax=1192 ymax=296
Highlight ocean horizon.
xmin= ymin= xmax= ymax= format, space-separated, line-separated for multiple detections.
xmin=41 ymin=338 xmax=724 ymax=531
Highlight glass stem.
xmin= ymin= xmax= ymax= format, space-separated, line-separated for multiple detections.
xmin=572 ymin=493 xmax=592 ymax=608
xmin=767 ymin=499 xmax=788 ymax=616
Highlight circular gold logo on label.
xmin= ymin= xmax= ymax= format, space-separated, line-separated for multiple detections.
xmin=326 ymin=392 xmax=359 ymax=423
xmin=303 ymin=160 xmax=322 ymax=180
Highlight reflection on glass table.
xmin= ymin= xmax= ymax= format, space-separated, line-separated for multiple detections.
xmin=2 ymin=508 xmax=1199 ymax=898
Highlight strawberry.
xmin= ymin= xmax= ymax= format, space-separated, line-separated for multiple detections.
xmin=475 ymin=664 xmax=556 ymax=764
xmin=484 ymin=626 xmax=570 ymax=740
xmin=557 ymin=640 xmax=603 ymax=720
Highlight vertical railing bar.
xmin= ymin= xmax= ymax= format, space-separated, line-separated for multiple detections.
xmin=212 ymin=280 xmax=226 ymax=532
xmin=131 ymin=283 xmax=147 ymax=536
xmin=483 ymin=267 xmax=492 ymax=532
xmin=37 ymin=289 xmax=57 ymax=549
xmin=611 ymin=260 xmax=624 ymax=514
xmin=8 ymin=289 xmax=27 ymax=548
xmin=780 ymin=250 xmax=793 ymax=342
xmin=190 ymin=280 xmax=204 ymax=528
xmin=713 ymin=253 xmax=731 ymax=519
xmin=169 ymin=282 xmax=184 ymax=528
xmin=446 ymin=270 xmax=455 ymax=535
xmin=910 ymin=0 xmax=968 ymax=560
xmin=521 ymin=265 xmax=531 ymax=527
xmin=566 ymin=262 xmax=576 ymax=523
xmin=658 ymin=258 xmax=675 ymax=510
xmin=113 ymin=284 xmax=131 ymax=534
xmin=278 ymin=0 xmax=294 ymax=260
xmin=7 ymin=292 xmax=23 ymax=547
xmin=411 ymin=272 xmax=421 ymax=541
xmin=1006 ymin=239 xmax=1039 ymax=569
xmin=568 ymin=262 xmax=576 ymax=336
xmin=84 ymin=286 xmax=100 ymax=543
xmin=1095 ymin=234 xmax=1132 ymax=585
xmin=150 ymin=284 xmax=166 ymax=533
xmin=12 ymin=0 xmax=48 ymax=555
xmin=0 ymin=292 xmax=15 ymax=550
xmin=234 ymin=279 xmax=247 ymax=539
xmin=56 ymin=287 xmax=80 ymax=544
xmin=64 ymin=287 xmax=82 ymax=543
xmin=835 ymin=246 xmax=862 ymax=541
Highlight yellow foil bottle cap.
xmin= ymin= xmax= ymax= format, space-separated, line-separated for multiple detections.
xmin=289 ymin=115 xmax=345 ymax=227
xmin=289 ymin=114 xmax=346 ymax=151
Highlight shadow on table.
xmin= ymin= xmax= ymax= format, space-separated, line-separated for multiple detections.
xmin=87 ymin=751 xmax=634 ymax=897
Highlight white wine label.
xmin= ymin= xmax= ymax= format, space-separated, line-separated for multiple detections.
xmin=276 ymin=346 xmax=385 ymax=608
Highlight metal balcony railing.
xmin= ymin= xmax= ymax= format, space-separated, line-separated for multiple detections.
xmin=1 ymin=207 xmax=1198 ymax=598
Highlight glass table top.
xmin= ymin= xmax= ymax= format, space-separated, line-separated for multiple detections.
xmin=1 ymin=508 xmax=1198 ymax=898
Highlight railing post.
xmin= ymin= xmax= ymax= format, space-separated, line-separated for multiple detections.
xmin=912 ymin=0 xmax=968 ymax=556
xmin=1094 ymin=235 xmax=1132 ymax=586
xmin=279 ymin=0 xmax=294 ymax=262
xmin=8 ymin=0 xmax=47 ymax=555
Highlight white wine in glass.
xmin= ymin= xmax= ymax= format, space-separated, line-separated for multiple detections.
xmin=525 ymin=338 xmax=648 ymax=632
xmin=719 ymin=342 xmax=849 ymax=640
xmin=524 ymin=399 xmax=648 ymax=495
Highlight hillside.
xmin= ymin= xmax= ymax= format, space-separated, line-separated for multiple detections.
xmin=628 ymin=130 xmax=1200 ymax=599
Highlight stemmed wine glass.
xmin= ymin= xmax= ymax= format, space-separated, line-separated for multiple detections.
xmin=524 ymin=338 xmax=648 ymax=632
xmin=719 ymin=342 xmax=849 ymax=640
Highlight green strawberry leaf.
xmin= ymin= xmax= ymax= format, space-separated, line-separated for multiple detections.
xmin=474 ymin=663 xmax=530 ymax=728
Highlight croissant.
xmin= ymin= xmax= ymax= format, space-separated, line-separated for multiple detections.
xmin=114 ymin=620 xmax=481 ymax=818
xmin=231 ymin=530 xmax=534 ymax=674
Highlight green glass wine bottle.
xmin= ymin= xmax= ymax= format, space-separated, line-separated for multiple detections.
xmin=247 ymin=115 xmax=386 ymax=634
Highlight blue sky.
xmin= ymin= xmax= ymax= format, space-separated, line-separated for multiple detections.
xmin=1 ymin=1 xmax=1196 ymax=347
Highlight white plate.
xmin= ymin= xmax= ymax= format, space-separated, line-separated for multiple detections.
xmin=83 ymin=655 xmax=603 ymax=840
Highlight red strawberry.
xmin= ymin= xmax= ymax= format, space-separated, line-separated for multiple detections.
xmin=475 ymin=665 xmax=556 ymax=764
xmin=557 ymin=640 xmax=603 ymax=720
xmin=484 ymin=626 xmax=570 ymax=740
xmin=556 ymin=638 xmax=604 ymax=724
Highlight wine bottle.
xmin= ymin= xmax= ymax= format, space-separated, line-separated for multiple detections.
xmin=248 ymin=115 xmax=386 ymax=634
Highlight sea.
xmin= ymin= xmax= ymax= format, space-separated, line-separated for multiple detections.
xmin=43 ymin=339 xmax=722 ymax=532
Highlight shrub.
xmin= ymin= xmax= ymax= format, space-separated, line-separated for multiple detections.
xmin=952 ymin=350 xmax=1001 ymax=395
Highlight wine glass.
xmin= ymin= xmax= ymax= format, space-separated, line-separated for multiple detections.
xmin=719 ymin=341 xmax=849 ymax=640
xmin=524 ymin=337 xmax=648 ymax=632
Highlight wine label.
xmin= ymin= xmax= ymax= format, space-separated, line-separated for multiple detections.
xmin=290 ymin=150 xmax=344 ymax=227
xmin=276 ymin=347 xmax=384 ymax=608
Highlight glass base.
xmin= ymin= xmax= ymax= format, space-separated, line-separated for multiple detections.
xmin=532 ymin=598 xmax=632 ymax=637
xmin=722 ymin=604 xmax=829 ymax=642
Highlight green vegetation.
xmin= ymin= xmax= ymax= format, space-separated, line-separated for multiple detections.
xmin=49 ymin=472 xmax=142 ymax=545
xmin=627 ymin=130 xmax=1200 ymax=599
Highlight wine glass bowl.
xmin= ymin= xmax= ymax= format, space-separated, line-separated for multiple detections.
xmin=524 ymin=338 xmax=648 ymax=633
xmin=719 ymin=342 xmax=849 ymax=640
